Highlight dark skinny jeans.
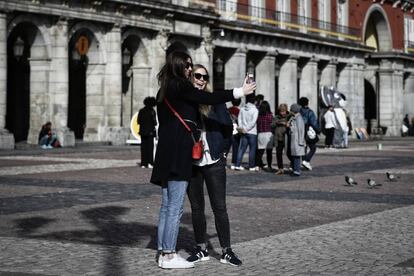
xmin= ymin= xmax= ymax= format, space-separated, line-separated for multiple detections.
xmin=187 ymin=158 xmax=230 ymax=249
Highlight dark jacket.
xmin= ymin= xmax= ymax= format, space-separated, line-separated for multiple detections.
xmin=150 ymin=78 xmax=235 ymax=186
xmin=300 ymin=107 xmax=320 ymax=133
xmin=203 ymin=104 xmax=233 ymax=160
xmin=138 ymin=106 xmax=157 ymax=137
xmin=38 ymin=126 xmax=51 ymax=142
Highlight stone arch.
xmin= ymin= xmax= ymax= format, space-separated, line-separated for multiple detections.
xmin=166 ymin=41 xmax=189 ymax=57
xmin=6 ymin=17 xmax=51 ymax=143
xmin=364 ymin=78 xmax=377 ymax=134
xmin=120 ymin=30 xmax=151 ymax=125
xmin=362 ymin=5 xmax=392 ymax=51
xmin=68 ymin=22 xmax=107 ymax=140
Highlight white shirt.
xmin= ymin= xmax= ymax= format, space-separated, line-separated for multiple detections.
xmin=324 ymin=110 xmax=337 ymax=129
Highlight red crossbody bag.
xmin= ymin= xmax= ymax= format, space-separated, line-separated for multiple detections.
xmin=164 ymin=99 xmax=203 ymax=160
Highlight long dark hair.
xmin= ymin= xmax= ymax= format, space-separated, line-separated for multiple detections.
xmin=157 ymin=51 xmax=192 ymax=102
xmin=259 ymin=101 xmax=271 ymax=116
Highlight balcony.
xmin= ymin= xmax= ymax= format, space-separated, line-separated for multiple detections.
xmin=217 ymin=0 xmax=361 ymax=42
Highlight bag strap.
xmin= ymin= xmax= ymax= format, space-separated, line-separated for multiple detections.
xmin=164 ymin=98 xmax=191 ymax=132
xmin=164 ymin=98 xmax=196 ymax=143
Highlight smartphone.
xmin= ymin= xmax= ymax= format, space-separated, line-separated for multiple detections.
xmin=246 ymin=73 xmax=254 ymax=84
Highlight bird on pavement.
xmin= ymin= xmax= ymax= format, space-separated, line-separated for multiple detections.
xmin=345 ymin=176 xmax=358 ymax=186
xmin=386 ymin=172 xmax=399 ymax=182
xmin=367 ymin=178 xmax=382 ymax=188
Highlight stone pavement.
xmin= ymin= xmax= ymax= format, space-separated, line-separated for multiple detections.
xmin=0 ymin=138 xmax=414 ymax=275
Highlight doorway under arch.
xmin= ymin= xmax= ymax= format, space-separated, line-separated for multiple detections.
xmin=6 ymin=22 xmax=37 ymax=142
xmin=364 ymin=79 xmax=377 ymax=134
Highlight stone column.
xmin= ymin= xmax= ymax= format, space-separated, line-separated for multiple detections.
xmin=278 ymin=55 xmax=298 ymax=106
xmin=103 ymin=26 xmax=129 ymax=145
xmin=151 ymin=30 xmax=168 ymax=96
xmin=225 ymin=47 xmax=246 ymax=90
xmin=403 ymin=73 xmax=414 ymax=117
xmin=131 ymin=65 xmax=151 ymax=115
xmin=378 ymin=60 xmax=404 ymax=136
xmin=256 ymin=52 xmax=276 ymax=111
xmin=320 ymin=59 xmax=337 ymax=88
xmin=50 ymin=19 xmax=74 ymax=147
xmin=0 ymin=12 xmax=14 ymax=149
xmin=300 ymin=57 xmax=318 ymax=112
xmin=84 ymin=63 xmax=105 ymax=142
xmin=27 ymin=58 xmax=51 ymax=144
xmin=337 ymin=63 xmax=364 ymax=133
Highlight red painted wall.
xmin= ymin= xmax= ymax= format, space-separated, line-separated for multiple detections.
xmin=331 ymin=0 xmax=337 ymax=25
xmin=312 ymin=0 xmax=318 ymax=24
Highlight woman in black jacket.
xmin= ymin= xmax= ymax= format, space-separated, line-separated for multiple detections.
xmin=186 ymin=64 xmax=242 ymax=266
xmin=151 ymin=51 xmax=256 ymax=269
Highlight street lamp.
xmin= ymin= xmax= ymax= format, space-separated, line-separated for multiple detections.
xmin=211 ymin=28 xmax=225 ymax=37
xmin=13 ymin=37 xmax=25 ymax=61
xmin=123 ymin=48 xmax=131 ymax=65
xmin=214 ymin=57 xmax=224 ymax=74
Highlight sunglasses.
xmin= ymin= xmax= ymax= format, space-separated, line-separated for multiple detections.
xmin=194 ymin=73 xmax=209 ymax=81
xmin=185 ymin=62 xmax=193 ymax=69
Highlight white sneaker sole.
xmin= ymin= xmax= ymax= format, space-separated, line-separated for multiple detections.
xmin=191 ymin=256 xmax=210 ymax=263
xmin=161 ymin=263 xmax=194 ymax=269
xmin=220 ymin=259 xmax=240 ymax=266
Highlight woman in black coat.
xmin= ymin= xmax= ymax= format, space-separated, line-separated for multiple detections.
xmin=151 ymin=51 xmax=256 ymax=269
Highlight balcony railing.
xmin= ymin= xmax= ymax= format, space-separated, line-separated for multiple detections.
xmin=217 ymin=0 xmax=361 ymax=42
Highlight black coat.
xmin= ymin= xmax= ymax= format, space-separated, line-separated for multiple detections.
xmin=138 ymin=106 xmax=157 ymax=137
xmin=150 ymin=78 xmax=235 ymax=186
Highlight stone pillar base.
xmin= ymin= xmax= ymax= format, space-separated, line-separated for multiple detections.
xmin=56 ymin=127 xmax=75 ymax=147
xmin=103 ymin=127 xmax=130 ymax=146
xmin=0 ymin=129 xmax=15 ymax=150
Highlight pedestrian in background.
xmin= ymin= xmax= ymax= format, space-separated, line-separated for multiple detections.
xmin=299 ymin=97 xmax=319 ymax=170
xmin=150 ymin=51 xmax=256 ymax=269
xmin=228 ymin=99 xmax=241 ymax=169
xmin=138 ymin=96 xmax=157 ymax=168
xmin=256 ymin=100 xmax=274 ymax=171
xmin=38 ymin=122 xmax=58 ymax=149
xmin=287 ymin=104 xmax=305 ymax=176
xmin=186 ymin=64 xmax=242 ymax=267
xmin=234 ymin=94 xmax=259 ymax=171
xmin=273 ymin=103 xmax=290 ymax=175
xmin=323 ymin=105 xmax=337 ymax=149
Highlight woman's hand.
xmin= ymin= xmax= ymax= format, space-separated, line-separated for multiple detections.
xmin=242 ymin=76 xmax=256 ymax=95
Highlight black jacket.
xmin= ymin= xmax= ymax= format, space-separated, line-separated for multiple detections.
xmin=150 ymin=78 xmax=235 ymax=186
xmin=203 ymin=104 xmax=233 ymax=160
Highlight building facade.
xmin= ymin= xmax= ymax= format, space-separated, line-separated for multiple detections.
xmin=0 ymin=0 xmax=413 ymax=149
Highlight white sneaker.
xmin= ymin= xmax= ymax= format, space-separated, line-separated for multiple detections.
xmin=41 ymin=145 xmax=47 ymax=149
xmin=158 ymin=255 xmax=163 ymax=268
xmin=234 ymin=166 xmax=245 ymax=171
xmin=230 ymin=165 xmax=236 ymax=170
xmin=161 ymin=253 xmax=194 ymax=269
xmin=148 ymin=164 xmax=153 ymax=169
xmin=141 ymin=166 xmax=146 ymax=168
xmin=302 ymin=161 xmax=312 ymax=171
xmin=249 ymin=167 xmax=259 ymax=172
xmin=47 ymin=145 xmax=53 ymax=149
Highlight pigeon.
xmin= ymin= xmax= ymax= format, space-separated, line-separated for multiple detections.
xmin=386 ymin=172 xmax=399 ymax=182
xmin=367 ymin=178 xmax=382 ymax=188
xmin=345 ymin=176 xmax=358 ymax=186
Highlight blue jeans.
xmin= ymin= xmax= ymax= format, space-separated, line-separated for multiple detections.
xmin=157 ymin=180 xmax=188 ymax=253
xmin=236 ymin=134 xmax=257 ymax=168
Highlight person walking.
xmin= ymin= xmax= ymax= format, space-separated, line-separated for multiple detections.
xmin=299 ymin=97 xmax=320 ymax=170
xmin=287 ymin=104 xmax=305 ymax=176
xmin=150 ymin=51 xmax=256 ymax=269
xmin=323 ymin=105 xmax=337 ymax=149
xmin=234 ymin=94 xmax=259 ymax=171
xmin=138 ymin=96 xmax=157 ymax=168
xmin=186 ymin=64 xmax=242 ymax=266
xmin=273 ymin=103 xmax=290 ymax=175
xmin=256 ymin=100 xmax=274 ymax=171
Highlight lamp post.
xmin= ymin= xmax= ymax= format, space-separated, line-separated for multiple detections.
xmin=214 ymin=57 xmax=224 ymax=75
xmin=13 ymin=37 xmax=25 ymax=61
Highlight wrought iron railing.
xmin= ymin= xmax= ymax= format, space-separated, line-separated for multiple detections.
xmin=217 ymin=0 xmax=361 ymax=42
